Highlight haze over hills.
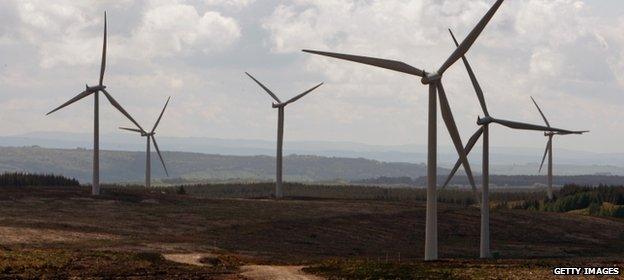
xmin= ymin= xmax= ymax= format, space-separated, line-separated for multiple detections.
xmin=2 ymin=131 xmax=623 ymax=176
xmin=0 ymin=146 xmax=438 ymax=184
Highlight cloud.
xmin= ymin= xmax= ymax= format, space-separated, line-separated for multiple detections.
xmin=0 ymin=0 xmax=623 ymax=154
xmin=260 ymin=0 xmax=624 ymax=151
xmin=131 ymin=2 xmax=241 ymax=58
xmin=5 ymin=0 xmax=242 ymax=68
xmin=204 ymin=0 xmax=255 ymax=10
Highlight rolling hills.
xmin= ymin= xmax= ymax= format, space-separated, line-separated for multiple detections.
xmin=0 ymin=146 xmax=435 ymax=184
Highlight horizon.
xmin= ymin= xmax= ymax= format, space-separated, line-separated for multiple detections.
xmin=1 ymin=129 xmax=619 ymax=156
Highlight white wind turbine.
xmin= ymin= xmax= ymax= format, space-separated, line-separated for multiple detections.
xmin=46 ymin=12 xmax=144 ymax=195
xmin=531 ymin=97 xmax=588 ymax=201
xmin=245 ymin=72 xmax=323 ymax=199
xmin=119 ymin=97 xmax=171 ymax=188
xmin=303 ymin=0 xmax=506 ymax=261
xmin=442 ymin=29 xmax=577 ymax=258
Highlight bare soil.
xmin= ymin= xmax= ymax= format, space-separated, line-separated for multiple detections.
xmin=240 ymin=265 xmax=324 ymax=280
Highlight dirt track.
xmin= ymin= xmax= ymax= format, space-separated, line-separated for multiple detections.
xmin=161 ymin=253 xmax=323 ymax=279
xmin=162 ymin=253 xmax=214 ymax=266
xmin=240 ymin=265 xmax=323 ymax=280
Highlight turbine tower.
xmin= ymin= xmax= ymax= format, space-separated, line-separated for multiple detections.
xmin=245 ymin=72 xmax=323 ymax=199
xmin=531 ymin=97 xmax=588 ymax=201
xmin=120 ymin=97 xmax=171 ymax=188
xmin=442 ymin=29 xmax=577 ymax=259
xmin=303 ymin=0 xmax=506 ymax=261
xmin=46 ymin=12 xmax=144 ymax=195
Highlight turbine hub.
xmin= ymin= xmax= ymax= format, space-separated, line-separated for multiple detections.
xmin=272 ymin=102 xmax=284 ymax=108
xmin=87 ymin=85 xmax=107 ymax=92
xmin=421 ymin=72 xmax=441 ymax=85
xmin=477 ymin=116 xmax=494 ymax=125
xmin=544 ymin=131 xmax=555 ymax=136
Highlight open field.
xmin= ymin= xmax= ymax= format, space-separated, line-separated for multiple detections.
xmin=0 ymin=184 xmax=622 ymax=279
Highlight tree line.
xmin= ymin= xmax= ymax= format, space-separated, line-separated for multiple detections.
xmin=0 ymin=172 xmax=79 ymax=187
xmin=510 ymin=184 xmax=624 ymax=218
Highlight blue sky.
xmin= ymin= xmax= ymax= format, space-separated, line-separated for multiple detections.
xmin=0 ymin=0 xmax=622 ymax=153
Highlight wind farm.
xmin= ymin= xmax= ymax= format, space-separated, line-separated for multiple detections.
xmin=303 ymin=0 xmax=505 ymax=261
xmin=531 ymin=97 xmax=589 ymax=201
xmin=45 ymin=12 xmax=144 ymax=195
xmin=441 ymin=29 xmax=587 ymax=259
xmin=245 ymin=72 xmax=323 ymax=199
xmin=0 ymin=0 xmax=622 ymax=279
xmin=119 ymin=96 xmax=171 ymax=188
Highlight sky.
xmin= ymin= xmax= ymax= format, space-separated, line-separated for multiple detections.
xmin=0 ymin=0 xmax=623 ymax=153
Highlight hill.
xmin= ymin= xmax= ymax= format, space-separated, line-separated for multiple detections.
xmin=5 ymin=131 xmax=624 ymax=175
xmin=0 ymin=146 xmax=435 ymax=183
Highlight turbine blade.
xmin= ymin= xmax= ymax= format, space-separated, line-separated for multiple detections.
xmin=538 ymin=139 xmax=550 ymax=173
xmin=448 ymin=29 xmax=489 ymax=117
xmin=302 ymin=49 xmax=425 ymax=77
xmin=119 ymin=127 xmax=143 ymax=133
xmin=438 ymin=0 xmax=505 ymax=74
xmin=101 ymin=89 xmax=144 ymax=131
xmin=436 ymin=82 xmax=478 ymax=197
xmin=284 ymin=82 xmax=323 ymax=105
xmin=530 ymin=96 xmax=550 ymax=127
xmin=152 ymin=96 xmax=170 ymax=133
xmin=151 ymin=136 xmax=168 ymax=176
xmin=46 ymin=90 xmax=92 ymax=115
xmin=493 ymin=118 xmax=572 ymax=133
xmin=556 ymin=130 xmax=589 ymax=136
xmin=245 ymin=72 xmax=281 ymax=103
xmin=99 ymin=11 xmax=107 ymax=86
xmin=442 ymin=126 xmax=484 ymax=188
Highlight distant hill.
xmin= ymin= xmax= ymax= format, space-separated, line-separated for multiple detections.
xmin=354 ymin=175 xmax=624 ymax=188
xmin=2 ymin=131 xmax=624 ymax=175
xmin=0 ymin=146 xmax=441 ymax=184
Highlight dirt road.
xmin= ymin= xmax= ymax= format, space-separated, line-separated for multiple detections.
xmin=239 ymin=265 xmax=324 ymax=280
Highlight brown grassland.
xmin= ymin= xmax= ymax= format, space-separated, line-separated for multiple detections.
xmin=0 ymin=184 xmax=622 ymax=279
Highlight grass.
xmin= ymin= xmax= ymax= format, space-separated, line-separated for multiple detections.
xmin=0 ymin=248 xmax=239 ymax=279
xmin=0 ymin=184 xmax=623 ymax=278
xmin=304 ymin=258 xmax=624 ymax=280
xmin=305 ymin=259 xmax=456 ymax=279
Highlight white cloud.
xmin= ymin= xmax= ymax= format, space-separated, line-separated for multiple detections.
xmin=6 ymin=0 xmax=242 ymax=68
xmin=261 ymin=0 xmax=624 ymax=151
xmin=1 ymin=0 xmax=624 ymax=154
xmin=131 ymin=2 xmax=241 ymax=58
xmin=204 ymin=0 xmax=255 ymax=9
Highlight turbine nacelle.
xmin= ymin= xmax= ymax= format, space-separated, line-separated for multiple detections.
xmin=421 ymin=72 xmax=441 ymax=85
xmin=477 ymin=115 xmax=494 ymax=125
xmin=86 ymin=84 xmax=106 ymax=93
xmin=272 ymin=102 xmax=285 ymax=108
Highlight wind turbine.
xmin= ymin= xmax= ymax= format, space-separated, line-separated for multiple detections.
xmin=442 ymin=29 xmax=577 ymax=259
xmin=303 ymin=0 xmax=506 ymax=261
xmin=531 ymin=97 xmax=588 ymax=201
xmin=119 ymin=97 xmax=170 ymax=188
xmin=46 ymin=12 xmax=144 ymax=195
xmin=245 ymin=72 xmax=323 ymax=199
